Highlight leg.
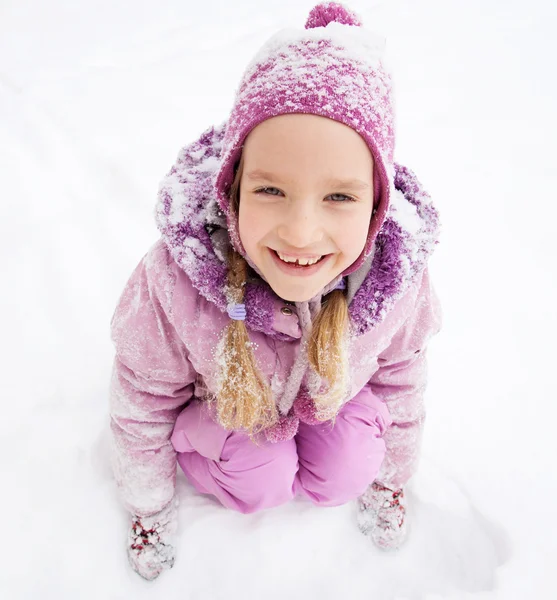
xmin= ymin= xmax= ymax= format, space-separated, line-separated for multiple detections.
xmin=295 ymin=385 xmax=391 ymax=507
xmin=171 ymin=399 xmax=299 ymax=514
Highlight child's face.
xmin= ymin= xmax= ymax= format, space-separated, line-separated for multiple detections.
xmin=238 ymin=113 xmax=374 ymax=302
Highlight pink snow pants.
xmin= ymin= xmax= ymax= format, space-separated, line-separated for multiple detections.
xmin=170 ymin=385 xmax=390 ymax=514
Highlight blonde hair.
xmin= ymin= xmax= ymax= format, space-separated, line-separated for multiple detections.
xmin=213 ymin=153 xmax=351 ymax=439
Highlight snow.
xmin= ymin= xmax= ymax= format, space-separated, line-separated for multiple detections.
xmin=390 ymin=188 xmax=422 ymax=234
xmin=1 ymin=0 xmax=556 ymax=598
xmin=245 ymin=21 xmax=387 ymax=75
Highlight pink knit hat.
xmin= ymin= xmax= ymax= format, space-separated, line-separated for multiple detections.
xmin=214 ymin=2 xmax=395 ymax=277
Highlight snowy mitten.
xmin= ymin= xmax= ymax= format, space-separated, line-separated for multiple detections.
xmin=357 ymin=482 xmax=408 ymax=550
xmin=127 ymin=498 xmax=178 ymax=580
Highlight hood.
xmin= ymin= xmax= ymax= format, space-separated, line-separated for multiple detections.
xmin=155 ymin=123 xmax=440 ymax=339
xmin=212 ymin=6 xmax=395 ymax=279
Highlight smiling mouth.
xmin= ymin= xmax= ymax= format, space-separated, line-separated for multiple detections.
xmin=272 ymin=249 xmax=328 ymax=267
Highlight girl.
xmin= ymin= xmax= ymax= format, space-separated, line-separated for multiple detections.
xmin=109 ymin=2 xmax=442 ymax=581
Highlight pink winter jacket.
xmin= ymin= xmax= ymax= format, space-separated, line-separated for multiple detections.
xmin=109 ymin=125 xmax=442 ymax=517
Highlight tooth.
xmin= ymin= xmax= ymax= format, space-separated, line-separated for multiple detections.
xmin=276 ymin=251 xmax=322 ymax=265
xmin=278 ymin=252 xmax=296 ymax=263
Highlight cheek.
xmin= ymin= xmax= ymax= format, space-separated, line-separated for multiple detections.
xmin=335 ymin=209 xmax=373 ymax=257
xmin=238 ymin=201 xmax=265 ymax=251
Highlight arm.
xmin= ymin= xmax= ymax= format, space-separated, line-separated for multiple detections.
xmin=368 ymin=266 xmax=442 ymax=489
xmin=109 ymin=241 xmax=198 ymax=518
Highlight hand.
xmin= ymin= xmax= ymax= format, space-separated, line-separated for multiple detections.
xmin=357 ymin=482 xmax=408 ymax=550
xmin=127 ymin=497 xmax=178 ymax=580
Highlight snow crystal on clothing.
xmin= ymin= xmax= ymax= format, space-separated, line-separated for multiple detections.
xmin=183 ymin=237 xmax=209 ymax=256
xmin=244 ymin=22 xmax=386 ymax=79
xmin=390 ymin=188 xmax=422 ymax=235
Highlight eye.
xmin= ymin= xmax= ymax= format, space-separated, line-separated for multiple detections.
xmin=327 ymin=193 xmax=356 ymax=203
xmin=254 ymin=187 xmax=282 ymax=196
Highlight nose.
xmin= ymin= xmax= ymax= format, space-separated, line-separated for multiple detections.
xmin=276 ymin=200 xmax=324 ymax=248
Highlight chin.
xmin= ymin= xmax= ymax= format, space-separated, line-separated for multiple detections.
xmin=270 ymin=283 xmax=321 ymax=303
xmin=281 ymin=293 xmax=313 ymax=303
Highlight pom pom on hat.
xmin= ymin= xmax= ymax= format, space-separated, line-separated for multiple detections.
xmin=305 ymin=2 xmax=363 ymax=29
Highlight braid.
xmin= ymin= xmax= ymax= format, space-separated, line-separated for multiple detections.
xmin=212 ymin=160 xmax=278 ymax=440
xmin=307 ymin=289 xmax=350 ymax=419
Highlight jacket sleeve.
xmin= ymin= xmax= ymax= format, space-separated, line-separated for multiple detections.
xmin=109 ymin=242 xmax=198 ymax=517
xmin=368 ymin=266 xmax=442 ymax=489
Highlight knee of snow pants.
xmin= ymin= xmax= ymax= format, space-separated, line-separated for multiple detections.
xmin=294 ymin=385 xmax=391 ymax=507
xmin=171 ymin=399 xmax=299 ymax=514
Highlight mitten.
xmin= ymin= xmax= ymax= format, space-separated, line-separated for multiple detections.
xmin=127 ymin=497 xmax=178 ymax=580
xmin=357 ymin=482 xmax=408 ymax=550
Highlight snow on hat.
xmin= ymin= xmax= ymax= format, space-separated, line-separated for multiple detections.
xmin=214 ymin=1 xmax=395 ymax=277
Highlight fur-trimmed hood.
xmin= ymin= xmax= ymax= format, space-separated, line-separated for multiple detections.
xmin=155 ymin=122 xmax=440 ymax=339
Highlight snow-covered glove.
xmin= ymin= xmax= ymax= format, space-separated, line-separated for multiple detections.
xmin=357 ymin=482 xmax=408 ymax=550
xmin=127 ymin=497 xmax=178 ymax=580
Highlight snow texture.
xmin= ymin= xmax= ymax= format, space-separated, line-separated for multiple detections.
xmin=1 ymin=0 xmax=556 ymax=598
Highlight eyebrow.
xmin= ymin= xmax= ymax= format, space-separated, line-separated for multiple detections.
xmin=245 ymin=169 xmax=370 ymax=191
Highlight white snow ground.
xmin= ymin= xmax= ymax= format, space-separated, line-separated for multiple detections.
xmin=1 ymin=0 xmax=555 ymax=598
